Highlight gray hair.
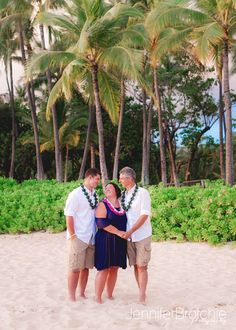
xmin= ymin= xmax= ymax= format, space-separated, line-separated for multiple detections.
xmin=119 ymin=167 xmax=136 ymax=180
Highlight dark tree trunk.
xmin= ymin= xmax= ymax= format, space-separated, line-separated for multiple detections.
xmin=90 ymin=143 xmax=95 ymax=168
xmin=5 ymin=57 xmax=16 ymax=178
xmin=39 ymin=23 xmax=63 ymax=182
xmin=141 ymin=88 xmax=148 ymax=185
xmin=19 ymin=20 xmax=44 ymax=179
xmin=223 ymin=39 xmax=234 ymax=185
xmin=113 ymin=78 xmax=125 ymax=180
xmin=146 ymin=98 xmax=153 ymax=185
xmin=91 ymin=64 xmax=108 ymax=187
xmin=185 ymin=126 xmax=210 ymax=181
xmin=64 ymin=144 xmax=69 ymax=182
xmin=79 ymin=104 xmax=94 ymax=179
xmin=166 ymin=127 xmax=179 ymax=185
xmin=153 ymin=68 xmax=167 ymax=185
xmin=219 ymin=78 xmax=225 ymax=180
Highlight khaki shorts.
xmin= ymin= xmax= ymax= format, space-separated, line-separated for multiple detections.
xmin=127 ymin=236 xmax=152 ymax=267
xmin=68 ymin=237 xmax=95 ymax=272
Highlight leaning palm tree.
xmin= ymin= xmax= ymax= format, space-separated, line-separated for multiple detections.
xmin=27 ymin=0 xmax=145 ymax=185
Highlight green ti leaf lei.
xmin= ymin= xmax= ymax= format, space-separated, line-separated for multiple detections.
xmin=121 ymin=184 xmax=139 ymax=211
xmin=81 ymin=184 xmax=98 ymax=209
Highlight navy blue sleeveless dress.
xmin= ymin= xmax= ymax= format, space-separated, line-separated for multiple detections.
xmin=95 ymin=201 xmax=127 ymax=270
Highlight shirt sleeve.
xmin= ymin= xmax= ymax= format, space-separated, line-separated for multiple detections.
xmin=140 ymin=189 xmax=151 ymax=216
xmin=64 ymin=191 xmax=79 ymax=217
xmin=95 ymin=217 xmax=110 ymax=229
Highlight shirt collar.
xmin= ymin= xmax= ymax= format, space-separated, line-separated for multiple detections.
xmin=126 ymin=184 xmax=136 ymax=195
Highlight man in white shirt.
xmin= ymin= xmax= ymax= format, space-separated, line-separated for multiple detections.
xmin=119 ymin=167 xmax=152 ymax=304
xmin=64 ymin=168 xmax=101 ymax=301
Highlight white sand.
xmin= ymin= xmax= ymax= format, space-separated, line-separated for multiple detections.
xmin=0 ymin=232 xmax=236 ymax=330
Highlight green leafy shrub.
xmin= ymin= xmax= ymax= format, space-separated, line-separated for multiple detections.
xmin=0 ymin=178 xmax=236 ymax=244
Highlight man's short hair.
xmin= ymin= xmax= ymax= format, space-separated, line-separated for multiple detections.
xmin=119 ymin=167 xmax=136 ymax=180
xmin=85 ymin=168 xmax=101 ymax=178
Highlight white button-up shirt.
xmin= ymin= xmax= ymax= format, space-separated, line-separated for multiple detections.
xmin=64 ymin=186 xmax=97 ymax=244
xmin=124 ymin=185 xmax=152 ymax=242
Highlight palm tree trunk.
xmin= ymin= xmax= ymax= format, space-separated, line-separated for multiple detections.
xmin=91 ymin=64 xmax=108 ymax=186
xmin=79 ymin=104 xmax=94 ymax=178
xmin=39 ymin=23 xmax=63 ymax=182
xmin=219 ymin=78 xmax=225 ymax=180
xmin=113 ymin=78 xmax=125 ymax=180
xmin=185 ymin=126 xmax=210 ymax=181
xmin=223 ymin=39 xmax=234 ymax=185
xmin=64 ymin=144 xmax=69 ymax=182
xmin=146 ymin=98 xmax=153 ymax=185
xmin=141 ymin=88 xmax=148 ymax=185
xmin=90 ymin=143 xmax=95 ymax=168
xmin=19 ymin=20 xmax=44 ymax=179
xmin=5 ymin=57 xmax=16 ymax=178
xmin=153 ymin=68 xmax=167 ymax=185
xmin=166 ymin=127 xmax=179 ymax=185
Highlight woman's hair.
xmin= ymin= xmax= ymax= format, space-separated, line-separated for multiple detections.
xmin=106 ymin=182 xmax=121 ymax=198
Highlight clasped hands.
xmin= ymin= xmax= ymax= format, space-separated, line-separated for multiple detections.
xmin=117 ymin=230 xmax=132 ymax=240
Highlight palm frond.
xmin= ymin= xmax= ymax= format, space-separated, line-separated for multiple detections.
xmin=26 ymin=51 xmax=76 ymax=78
xmin=146 ymin=6 xmax=208 ymax=37
xmin=192 ymin=22 xmax=224 ymax=62
xmin=98 ymin=69 xmax=120 ymax=124
xmin=36 ymin=12 xmax=81 ymax=36
xmin=152 ymin=27 xmax=193 ymax=60
xmin=99 ymin=46 xmax=143 ymax=81
xmin=40 ymin=141 xmax=54 ymax=152
xmin=46 ymin=59 xmax=89 ymax=119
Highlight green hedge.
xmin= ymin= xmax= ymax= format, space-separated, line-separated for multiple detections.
xmin=1 ymin=178 xmax=236 ymax=244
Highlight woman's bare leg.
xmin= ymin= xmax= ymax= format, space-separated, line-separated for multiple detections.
xmin=95 ymin=269 xmax=109 ymax=303
xmin=106 ymin=267 xmax=119 ymax=299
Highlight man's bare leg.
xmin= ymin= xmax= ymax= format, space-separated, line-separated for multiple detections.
xmin=95 ymin=269 xmax=109 ymax=303
xmin=134 ymin=265 xmax=140 ymax=288
xmin=68 ymin=271 xmax=80 ymax=301
xmin=137 ymin=265 xmax=148 ymax=304
xmin=106 ymin=267 xmax=119 ymax=299
xmin=79 ymin=268 xmax=89 ymax=298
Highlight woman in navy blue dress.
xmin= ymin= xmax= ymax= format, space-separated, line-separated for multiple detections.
xmin=95 ymin=182 xmax=127 ymax=303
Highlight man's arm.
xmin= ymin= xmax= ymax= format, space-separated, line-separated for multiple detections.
xmin=122 ymin=188 xmax=151 ymax=239
xmin=66 ymin=216 xmax=76 ymax=240
xmin=122 ymin=215 xmax=148 ymax=239
xmin=96 ymin=202 xmax=126 ymax=238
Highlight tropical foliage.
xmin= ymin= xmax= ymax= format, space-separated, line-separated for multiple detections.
xmin=0 ymin=0 xmax=236 ymax=186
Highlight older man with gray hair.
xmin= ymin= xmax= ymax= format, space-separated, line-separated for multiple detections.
xmin=119 ymin=167 xmax=152 ymax=304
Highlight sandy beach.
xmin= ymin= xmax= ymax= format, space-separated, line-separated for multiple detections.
xmin=0 ymin=232 xmax=235 ymax=330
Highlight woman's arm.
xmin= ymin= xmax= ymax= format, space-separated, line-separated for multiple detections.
xmin=96 ymin=202 xmax=126 ymax=238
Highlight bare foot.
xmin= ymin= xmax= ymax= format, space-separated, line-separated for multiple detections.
xmin=138 ymin=294 xmax=146 ymax=305
xmin=79 ymin=293 xmax=87 ymax=299
xmin=107 ymin=295 xmax=115 ymax=300
xmin=94 ymin=296 xmax=103 ymax=304
xmin=69 ymin=295 xmax=76 ymax=302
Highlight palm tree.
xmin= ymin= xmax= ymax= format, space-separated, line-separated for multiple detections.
xmin=28 ymin=0 xmax=145 ymax=185
xmin=1 ymin=0 xmax=45 ymax=179
xmin=0 ymin=23 xmax=17 ymax=178
xmin=113 ymin=78 xmax=125 ymax=180
xmin=36 ymin=0 xmax=65 ymax=182
xmin=146 ymin=0 xmax=235 ymax=185
xmin=79 ymin=103 xmax=95 ymax=179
